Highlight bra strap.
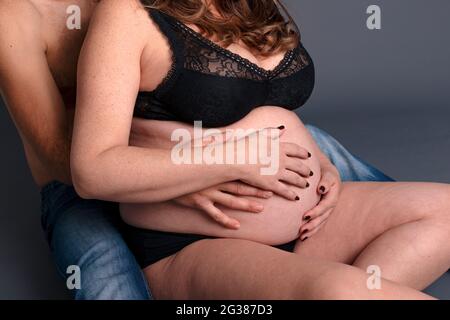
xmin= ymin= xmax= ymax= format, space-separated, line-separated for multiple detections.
xmin=144 ymin=8 xmax=184 ymax=96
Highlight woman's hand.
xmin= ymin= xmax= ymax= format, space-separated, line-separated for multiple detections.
xmin=173 ymin=181 xmax=273 ymax=230
xmin=239 ymin=127 xmax=313 ymax=201
xmin=299 ymin=162 xmax=341 ymax=241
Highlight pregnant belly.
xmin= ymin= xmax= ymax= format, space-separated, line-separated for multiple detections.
xmin=121 ymin=106 xmax=322 ymax=245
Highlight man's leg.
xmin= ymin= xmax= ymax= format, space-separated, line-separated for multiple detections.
xmin=306 ymin=124 xmax=395 ymax=182
xmin=40 ymin=182 xmax=151 ymax=300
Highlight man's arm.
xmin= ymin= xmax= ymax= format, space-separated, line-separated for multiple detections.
xmin=0 ymin=0 xmax=72 ymax=184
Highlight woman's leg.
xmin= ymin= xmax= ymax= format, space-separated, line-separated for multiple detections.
xmin=145 ymin=238 xmax=433 ymax=300
xmin=295 ymin=182 xmax=450 ymax=290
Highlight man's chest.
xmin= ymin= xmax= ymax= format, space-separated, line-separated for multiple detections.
xmin=35 ymin=0 xmax=95 ymax=90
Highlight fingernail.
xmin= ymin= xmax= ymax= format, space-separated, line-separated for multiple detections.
xmin=308 ymin=152 xmax=312 ymax=158
xmin=295 ymin=196 xmax=300 ymax=201
xmin=319 ymin=186 xmax=326 ymax=193
xmin=309 ymin=171 xmax=314 ymax=177
xmin=302 ymin=229 xmax=309 ymax=235
xmin=278 ymin=125 xmax=285 ymax=130
xmin=302 ymin=237 xmax=309 ymax=242
xmin=306 ymin=182 xmax=310 ymax=188
xmin=304 ymin=215 xmax=311 ymax=221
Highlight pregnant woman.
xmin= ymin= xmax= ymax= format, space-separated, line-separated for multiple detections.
xmin=71 ymin=0 xmax=450 ymax=299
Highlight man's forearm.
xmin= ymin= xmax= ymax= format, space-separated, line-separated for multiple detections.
xmin=24 ymin=125 xmax=72 ymax=184
xmin=45 ymin=134 xmax=72 ymax=184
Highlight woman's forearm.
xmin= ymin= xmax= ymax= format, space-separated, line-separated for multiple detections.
xmin=72 ymin=145 xmax=244 ymax=203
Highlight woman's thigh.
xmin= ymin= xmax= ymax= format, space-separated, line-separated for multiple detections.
xmin=145 ymin=239 xmax=314 ymax=299
xmin=144 ymin=238 xmax=432 ymax=300
xmin=295 ymin=182 xmax=450 ymax=264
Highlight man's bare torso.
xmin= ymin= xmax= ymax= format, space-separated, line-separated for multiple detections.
xmin=30 ymin=0 xmax=97 ymax=108
xmin=0 ymin=0 xmax=98 ymax=186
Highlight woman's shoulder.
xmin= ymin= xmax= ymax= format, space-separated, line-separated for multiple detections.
xmin=90 ymin=0 xmax=164 ymax=44
xmin=92 ymin=0 xmax=147 ymax=27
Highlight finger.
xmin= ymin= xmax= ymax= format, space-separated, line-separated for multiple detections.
xmin=190 ymin=132 xmax=223 ymax=148
xmin=272 ymin=181 xmax=299 ymax=201
xmin=197 ymin=198 xmax=241 ymax=229
xmin=214 ymin=192 xmax=264 ymax=213
xmin=280 ymin=170 xmax=309 ymax=189
xmin=282 ymin=142 xmax=311 ymax=159
xmin=259 ymin=126 xmax=286 ymax=140
xmin=209 ymin=131 xmax=233 ymax=146
xmin=302 ymin=197 xmax=335 ymax=221
xmin=200 ymin=135 xmax=215 ymax=147
xmin=302 ymin=209 xmax=332 ymax=234
xmin=303 ymin=187 xmax=339 ymax=221
xmin=299 ymin=210 xmax=332 ymax=240
xmin=220 ymin=182 xmax=273 ymax=199
xmin=317 ymin=172 xmax=336 ymax=195
xmin=285 ymin=157 xmax=313 ymax=178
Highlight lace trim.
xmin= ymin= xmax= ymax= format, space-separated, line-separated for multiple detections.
xmin=173 ymin=20 xmax=297 ymax=79
xmin=141 ymin=9 xmax=313 ymax=96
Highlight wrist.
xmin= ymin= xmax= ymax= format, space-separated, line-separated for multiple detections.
xmin=228 ymin=163 xmax=250 ymax=181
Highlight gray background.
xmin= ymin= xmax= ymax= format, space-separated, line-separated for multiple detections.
xmin=0 ymin=0 xmax=449 ymax=299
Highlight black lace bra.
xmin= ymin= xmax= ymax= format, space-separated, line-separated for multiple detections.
xmin=134 ymin=9 xmax=315 ymax=128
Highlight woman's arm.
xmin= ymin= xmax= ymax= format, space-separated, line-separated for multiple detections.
xmin=71 ymin=0 xmax=308 ymax=203
xmin=71 ymin=0 xmax=245 ymax=203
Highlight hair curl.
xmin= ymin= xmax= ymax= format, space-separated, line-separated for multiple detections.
xmin=140 ymin=0 xmax=299 ymax=57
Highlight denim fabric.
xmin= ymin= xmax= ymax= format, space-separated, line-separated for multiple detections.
xmin=306 ymin=125 xmax=395 ymax=182
xmin=40 ymin=182 xmax=152 ymax=300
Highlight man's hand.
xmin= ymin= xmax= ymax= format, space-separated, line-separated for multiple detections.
xmin=174 ymin=182 xmax=273 ymax=230
xmin=299 ymin=161 xmax=341 ymax=241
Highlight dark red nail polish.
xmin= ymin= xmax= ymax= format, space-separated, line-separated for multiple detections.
xmin=308 ymin=152 xmax=312 ymax=158
xmin=306 ymin=182 xmax=310 ymax=188
xmin=278 ymin=125 xmax=285 ymax=130
xmin=320 ymin=186 xmax=326 ymax=193
xmin=309 ymin=171 xmax=314 ymax=177
xmin=304 ymin=216 xmax=311 ymax=221
xmin=302 ymin=237 xmax=309 ymax=242
xmin=295 ymin=196 xmax=300 ymax=201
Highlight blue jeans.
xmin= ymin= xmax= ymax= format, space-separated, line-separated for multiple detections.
xmin=40 ymin=183 xmax=152 ymax=300
xmin=306 ymin=125 xmax=394 ymax=182
xmin=40 ymin=124 xmax=393 ymax=300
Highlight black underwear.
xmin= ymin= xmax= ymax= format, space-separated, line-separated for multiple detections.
xmin=121 ymin=224 xmax=297 ymax=269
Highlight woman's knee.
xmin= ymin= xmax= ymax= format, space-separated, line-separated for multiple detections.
xmin=297 ymin=264 xmax=371 ymax=300
xmin=430 ymin=185 xmax=450 ymax=220
xmin=412 ymin=184 xmax=450 ymax=226
xmin=383 ymin=183 xmax=450 ymax=225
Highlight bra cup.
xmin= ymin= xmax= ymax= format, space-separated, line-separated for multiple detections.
xmin=136 ymin=9 xmax=316 ymax=127
xmin=138 ymin=71 xmax=269 ymax=127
